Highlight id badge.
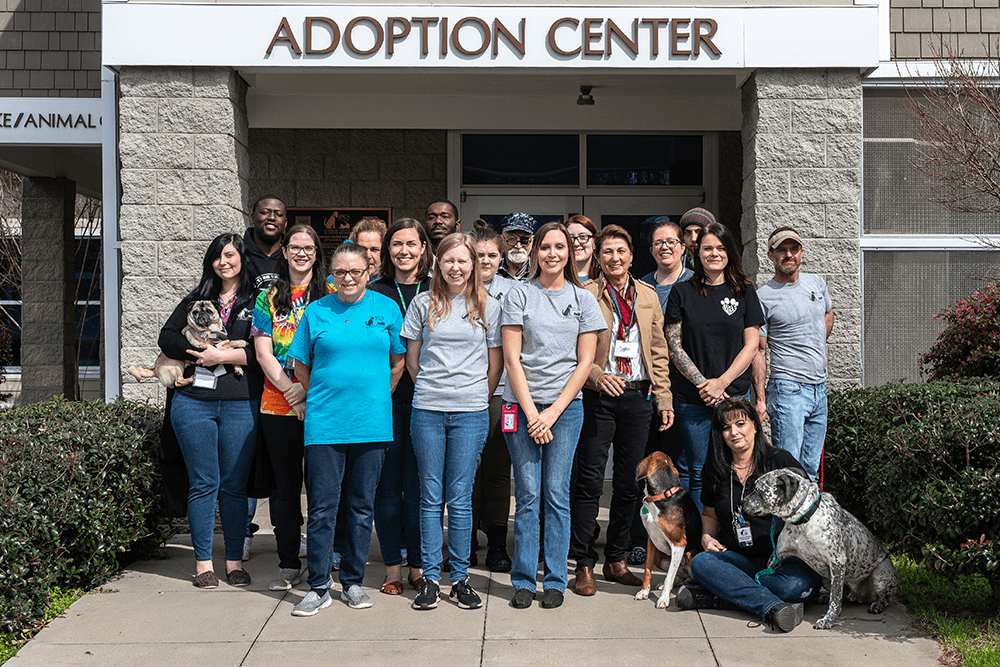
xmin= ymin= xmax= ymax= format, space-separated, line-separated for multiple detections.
xmin=614 ymin=341 xmax=639 ymax=358
xmin=735 ymin=515 xmax=753 ymax=548
xmin=193 ymin=366 xmax=218 ymax=390
xmin=501 ymin=402 xmax=518 ymax=433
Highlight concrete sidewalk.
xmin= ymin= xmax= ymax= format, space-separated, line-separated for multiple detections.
xmin=15 ymin=501 xmax=942 ymax=667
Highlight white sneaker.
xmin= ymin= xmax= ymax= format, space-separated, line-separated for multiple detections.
xmin=242 ymin=536 xmax=253 ymax=562
xmin=269 ymin=567 xmax=303 ymax=591
xmin=291 ymin=590 xmax=332 ymax=617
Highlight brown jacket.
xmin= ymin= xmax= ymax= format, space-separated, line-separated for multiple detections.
xmin=584 ymin=276 xmax=673 ymax=413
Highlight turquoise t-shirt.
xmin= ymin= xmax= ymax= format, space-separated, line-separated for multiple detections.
xmin=288 ymin=290 xmax=405 ymax=446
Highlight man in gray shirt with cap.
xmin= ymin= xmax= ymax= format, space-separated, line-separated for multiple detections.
xmin=752 ymin=227 xmax=834 ymax=481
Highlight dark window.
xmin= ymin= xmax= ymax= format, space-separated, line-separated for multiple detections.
xmin=1 ymin=304 xmax=20 ymax=368
xmin=587 ymin=135 xmax=703 ymax=186
xmin=463 ymin=135 xmax=579 ymax=185
xmin=480 ymin=214 xmax=564 ymax=235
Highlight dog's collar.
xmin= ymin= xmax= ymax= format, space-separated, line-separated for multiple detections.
xmin=645 ymin=486 xmax=682 ymax=504
xmin=789 ymin=495 xmax=821 ymax=525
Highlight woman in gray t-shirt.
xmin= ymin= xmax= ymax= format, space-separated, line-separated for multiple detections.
xmin=501 ymin=222 xmax=607 ymax=609
xmin=402 ymin=233 xmax=503 ymax=611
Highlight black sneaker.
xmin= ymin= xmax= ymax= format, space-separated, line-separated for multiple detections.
xmin=412 ymin=579 xmax=440 ymax=610
xmin=541 ymin=589 xmax=564 ymax=609
xmin=764 ymin=602 xmax=804 ymax=633
xmin=675 ymin=584 xmax=720 ymax=610
xmin=449 ymin=579 xmax=482 ymax=609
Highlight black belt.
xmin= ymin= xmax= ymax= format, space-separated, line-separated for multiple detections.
xmin=622 ymin=380 xmax=650 ymax=393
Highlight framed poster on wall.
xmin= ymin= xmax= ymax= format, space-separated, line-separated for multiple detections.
xmin=287 ymin=207 xmax=392 ymax=254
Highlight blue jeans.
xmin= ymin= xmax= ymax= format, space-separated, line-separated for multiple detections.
xmin=504 ymin=399 xmax=584 ymax=593
xmin=411 ymin=407 xmax=489 ymax=583
xmin=767 ymin=379 xmax=828 ymax=480
xmin=170 ymin=392 xmax=258 ymax=562
xmin=375 ymin=401 xmax=422 ymax=568
xmin=304 ymin=442 xmax=387 ymax=590
xmin=673 ymin=399 xmax=713 ymax=514
xmin=691 ymin=550 xmax=822 ymax=619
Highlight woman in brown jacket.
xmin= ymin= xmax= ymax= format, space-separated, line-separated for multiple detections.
xmin=568 ymin=224 xmax=674 ymax=596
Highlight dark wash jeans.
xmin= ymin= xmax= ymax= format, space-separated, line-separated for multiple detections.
xmin=569 ymin=386 xmax=653 ymax=568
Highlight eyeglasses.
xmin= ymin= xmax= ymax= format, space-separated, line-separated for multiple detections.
xmin=651 ymin=239 xmax=683 ymax=249
xmin=287 ymin=245 xmax=317 ymax=256
xmin=569 ymin=233 xmax=593 ymax=245
xmin=503 ymin=234 xmax=532 ymax=248
xmin=332 ymin=268 xmax=369 ymax=280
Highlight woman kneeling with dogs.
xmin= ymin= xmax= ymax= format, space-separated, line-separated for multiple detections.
xmin=676 ymin=396 xmax=822 ymax=632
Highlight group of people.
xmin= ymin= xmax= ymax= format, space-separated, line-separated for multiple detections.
xmin=155 ymin=193 xmax=834 ymax=631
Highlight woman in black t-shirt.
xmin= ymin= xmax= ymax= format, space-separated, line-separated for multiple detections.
xmin=675 ymin=397 xmax=821 ymax=633
xmin=664 ymin=222 xmax=765 ymax=513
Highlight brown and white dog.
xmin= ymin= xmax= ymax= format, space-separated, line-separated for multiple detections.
xmin=634 ymin=451 xmax=702 ymax=609
xmin=128 ymin=300 xmax=247 ymax=388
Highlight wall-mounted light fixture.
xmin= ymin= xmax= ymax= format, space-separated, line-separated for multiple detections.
xmin=577 ymin=85 xmax=595 ymax=106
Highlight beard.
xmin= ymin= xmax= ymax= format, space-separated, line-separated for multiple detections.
xmin=506 ymin=248 xmax=529 ymax=265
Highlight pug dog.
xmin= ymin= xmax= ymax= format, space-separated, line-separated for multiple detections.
xmin=128 ymin=300 xmax=247 ymax=388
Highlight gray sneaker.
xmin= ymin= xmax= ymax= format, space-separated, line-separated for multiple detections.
xmin=269 ymin=567 xmax=303 ymax=591
xmin=291 ymin=590 xmax=332 ymax=617
xmin=341 ymin=584 xmax=373 ymax=609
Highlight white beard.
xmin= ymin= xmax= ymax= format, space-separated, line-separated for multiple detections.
xmin=507 ymin=248 xmax=528 ymax=265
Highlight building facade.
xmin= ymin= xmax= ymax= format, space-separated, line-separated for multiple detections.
xmin=0 ymin=0 xmax=998 ymax=404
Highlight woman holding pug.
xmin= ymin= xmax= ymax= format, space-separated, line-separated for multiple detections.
xmin=158 ymin=233 xmax=262 ymax=589
xmin=251 ymin=223 xmax=332 ymax=592
xmin=676 ymin=396 xmax=820 ymax=633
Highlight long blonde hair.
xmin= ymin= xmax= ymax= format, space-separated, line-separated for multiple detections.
xmin=427 ymin=233 xmax=490 ymax=331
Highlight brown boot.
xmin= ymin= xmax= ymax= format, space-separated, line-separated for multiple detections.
xmin=603 ymin=560 xmax=642 ymax=586
xmin=574 ymin=566 xmax=596 ymax=596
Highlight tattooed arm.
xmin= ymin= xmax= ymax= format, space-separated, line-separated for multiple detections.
xmin=665 ymin=322 xmax=707 ymax=387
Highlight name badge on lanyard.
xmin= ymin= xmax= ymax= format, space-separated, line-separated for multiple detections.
xmin=614 ymin=340 xmax=639 ymax=358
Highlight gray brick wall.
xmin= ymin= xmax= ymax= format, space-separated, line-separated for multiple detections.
xmin=0 ymin=0 xmax=101 ymax=97
xmin=741 ymin=69 xmax=862 ymax=390
xmin=248 ymin=129 xmax=447 ymax=224
xmin=118 ymin=67 xmax=249 ymax=403
xmin=892 ymin=0 xmax=1000 ymax=59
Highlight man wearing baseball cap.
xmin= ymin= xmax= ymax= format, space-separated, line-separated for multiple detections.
xmin=497 ymin=212 xmax=536 ymax=282
xmin=752 ymin=227 xmax=834 ymax=482
xmin=678 ymin=207 xmax=715 ymax=270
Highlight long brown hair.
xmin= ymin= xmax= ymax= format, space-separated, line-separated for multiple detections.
xmin=380 ymin=218 xmax=432 ymax=281
xmin=566 ymin=214 xmax=600 ymax=280
xmin=691 ymin=222 xmax=750 ymax=297
xmin=528 ymin=222 xmax=582 ymax=287
xmin=427 ymin=233 xmax=490 ymax=331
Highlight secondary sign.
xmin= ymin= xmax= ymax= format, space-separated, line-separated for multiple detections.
xmin=0 ymin=98 xmax=102 ymax=145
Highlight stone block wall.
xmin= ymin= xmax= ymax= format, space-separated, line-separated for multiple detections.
xmin=891 ymin=0 xmax=1000 ymax=59
xmin=118 ymin=66 xmax=249 ymax=403
xmin=248 ymin=129 xmax=447 ymax=224
xmin=0 ymin=0 xmax=101 ymax=96
xmin=20 ymin=176 xmax=76 ymax=403
xmin=741 ymin=69 xmax=862 ymax=390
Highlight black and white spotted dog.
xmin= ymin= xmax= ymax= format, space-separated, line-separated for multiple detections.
xmin=742 ymin=468 xmax=898 ymax=629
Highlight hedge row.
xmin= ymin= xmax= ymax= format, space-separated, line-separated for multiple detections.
xmin=825 ymin=378 xmax=1000 ymax=600
xmin=0 ymin=399 xmax=166 ymax=635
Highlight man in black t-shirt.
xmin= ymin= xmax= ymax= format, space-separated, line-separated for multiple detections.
xmin=243 ymin=194 xmax=288 ymax=290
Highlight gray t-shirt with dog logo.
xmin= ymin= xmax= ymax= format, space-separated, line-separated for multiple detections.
xmin=402 ymin=292 xmax=502 ymax=413
xmin=501 ymin=278 xmax=606 ymax=406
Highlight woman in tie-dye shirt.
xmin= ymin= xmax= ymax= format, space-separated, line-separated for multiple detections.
xmin=251 ymin=223 xmax=333 ymax=592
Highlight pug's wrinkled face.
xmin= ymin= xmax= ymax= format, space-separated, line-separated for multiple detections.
xmin=187 ymin=300 xmax=222 ymax=330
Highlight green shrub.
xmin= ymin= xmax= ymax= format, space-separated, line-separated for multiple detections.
xmin=0 ymin=398 xmax=166 ymax=635
xmin=920 ymin=281 xmax=1000 ymax=381
xmin=825 ymin=379 xmax=1000 ymax=603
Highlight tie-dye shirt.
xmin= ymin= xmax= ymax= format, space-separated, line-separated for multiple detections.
xmin=251 ymin=282 xmax=334 ymax=415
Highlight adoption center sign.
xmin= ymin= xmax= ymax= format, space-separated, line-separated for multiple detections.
xmin=0 ymin=98 xmax=102 ymax=145
xmin=102 ymin=4 xmax=879 ymax=70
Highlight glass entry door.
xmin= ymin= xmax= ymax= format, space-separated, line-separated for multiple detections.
xmin=461 ymin=195 xmax=583 ymax=231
